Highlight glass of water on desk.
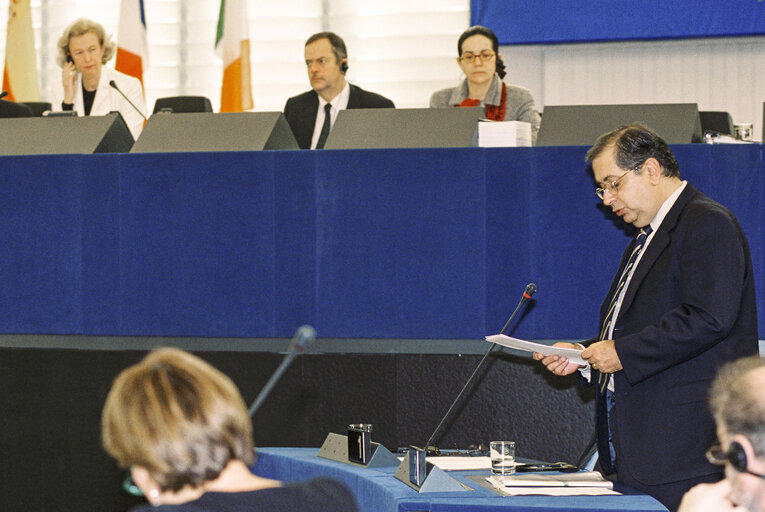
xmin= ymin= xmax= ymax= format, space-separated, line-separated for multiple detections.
xmin=490 ymin=441 xmax=516 ymax=475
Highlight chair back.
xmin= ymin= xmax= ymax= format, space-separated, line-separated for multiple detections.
xmin=699 ymin=111 xmax=734 ymax=135
xmin=20 ymin=102 xmax=52 ymax=117
xmin=0 ymin=100 xmax=33 ymax=118
xmin=152 ymin=96 xmax=213 ymax=114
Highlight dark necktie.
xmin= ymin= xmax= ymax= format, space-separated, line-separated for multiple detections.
xmin=316 ymin=103 xmax=332 ymax=149
xmin=595 ymin=225 xmax=653 ymax=473
xmin=599 ymin=225 xmax=653 ymax=343
xmin=595 ymin=225 xmax=652 ymax=393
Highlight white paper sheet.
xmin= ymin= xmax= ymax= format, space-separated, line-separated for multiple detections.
xmin=486 ymin=334 xmax=588 ymax=367
xmin=487 ymin=472 xmax=620 ymax=496
xmin=497 ymin=487 xmax=621 ymax=496
xmin=427 ymin=456 xmax=492 ymax=471
xmin=487 ymin=472 xmax=613 ymax=488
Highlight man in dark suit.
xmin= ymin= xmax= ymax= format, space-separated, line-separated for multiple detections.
xmin=535 ymin=124 xmax=758 ymax=511
xmin=283 ymin=31 xmax=395 ymax=149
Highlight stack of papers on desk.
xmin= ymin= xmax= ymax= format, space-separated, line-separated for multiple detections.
xmin=476 ymin=120 xmax=532 ymax=147
xmin=487 ymin=471 xmax=620 ymax=496
xmin=427 ymin=456 xmax=491 ymax=471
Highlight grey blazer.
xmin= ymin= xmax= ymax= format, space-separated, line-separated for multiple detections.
xmin=430 ymin=74 xmax=541 ymax=145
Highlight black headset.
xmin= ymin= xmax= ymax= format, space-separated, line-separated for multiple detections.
xmin=340 ymin=60 xmax=348 ymax=73
xmin=723 ymin=441 xmax=765 ymax=479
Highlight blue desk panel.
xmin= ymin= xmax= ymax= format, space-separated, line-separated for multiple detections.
xmin=0 ymin=145 xmax=762 ymax=339
xmin=253 ymin=447 xmax=668 ymax=512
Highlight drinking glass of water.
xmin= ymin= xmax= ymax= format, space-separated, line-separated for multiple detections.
xmin=490 ymin=441 xmax=516 ymax=475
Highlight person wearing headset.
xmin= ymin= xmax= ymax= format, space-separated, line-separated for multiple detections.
xmin=51 ymin=18 xmax=146 ymax=141
xmin=283 ymin=31 xmax=395 ymax=149
xmin=679 ymin=356 xmax=765 ymax=512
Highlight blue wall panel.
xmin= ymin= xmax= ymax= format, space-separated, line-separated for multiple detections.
xmin=314 ymin=148 xmax=486 ymax=338
xmin=0 ymin=146 xmax=762 ymax=340
xmin=0 ymin=156 xmax=83 ymax=333
xmin=114 ymin=152 xmax=278 ymax=337
xmin=472 ymin=0 xmax=765 ymax=45
xmin=273 ymin=151 xmax=318 ymax=336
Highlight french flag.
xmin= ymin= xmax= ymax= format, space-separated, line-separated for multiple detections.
xmin=115 ymin=0 xmax=147 ymax=87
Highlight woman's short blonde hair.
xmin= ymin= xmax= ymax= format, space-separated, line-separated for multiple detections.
xmin=101 ymin=348 xmax=254 ymax=492
xmin=56 ymin=18 xmax=116 ymax=67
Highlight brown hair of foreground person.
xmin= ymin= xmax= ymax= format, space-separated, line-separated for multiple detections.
xmin=101 ymin=347 xmax=254 ymax=493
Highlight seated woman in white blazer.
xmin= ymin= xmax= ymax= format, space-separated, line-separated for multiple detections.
xmin=52 ymin=18 xmax=146 ymax=141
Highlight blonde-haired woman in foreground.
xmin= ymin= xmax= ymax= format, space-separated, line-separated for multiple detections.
xmin=102 ymin=347 xmax=358 ymax=512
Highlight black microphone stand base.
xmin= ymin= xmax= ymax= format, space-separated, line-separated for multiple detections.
xmin=317 ymin=432 xmax=399 ymax=468
xmin=393 ymin=449 xmax=469 ymax=493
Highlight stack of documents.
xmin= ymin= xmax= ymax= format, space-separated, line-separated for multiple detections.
xmin=476 ymin=120 xmax=532 ymax=147
xmin=487 ymin=472 xmax=620 ymax=496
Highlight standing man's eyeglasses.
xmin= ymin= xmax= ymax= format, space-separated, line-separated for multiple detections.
xmin=595 ymin=168 xmax=637 ymax=200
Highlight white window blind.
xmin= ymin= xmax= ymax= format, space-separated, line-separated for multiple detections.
xmin=1 ymin=0 xmax=469 ymax=113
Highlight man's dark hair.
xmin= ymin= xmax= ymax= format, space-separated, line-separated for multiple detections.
xmin=305 ymin=31 xmax=348 ymax=73
xmin=710 ymin=356 xmax=765 ymax=458
xmin=585 ymin=124 xmax=680 ymax=178
xmin=457 ymin=25 xmax=506 ymax=79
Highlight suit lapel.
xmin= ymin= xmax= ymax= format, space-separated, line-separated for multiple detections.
xmin=617 ymin=184 xmax=698 ymax=316
xmin=74 ymin=74 xmax=85 ymax=116
xmin=297 ymin=92 xmax=319 ymax=149
xmin=600 ymin=242 xmax=634 ymax=321
xmin=346 ymin=84 xmax=361 ymax=108
xmin=90 ymin=68 xmax=112 ymax=116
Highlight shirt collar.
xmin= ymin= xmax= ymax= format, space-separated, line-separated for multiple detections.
xmin=447 ymin=73 xmax=502 ymax=106
xmin=318 ymin=81 xmax=350 ymax=111
xmin=646 ymin=180 xmax=687 ymax=234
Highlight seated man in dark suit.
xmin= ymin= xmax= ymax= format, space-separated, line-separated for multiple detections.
xmin=283 ymin=32 xmax=395 ymax=149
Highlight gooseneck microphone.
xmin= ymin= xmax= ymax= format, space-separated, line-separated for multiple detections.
xmin=247 ymin=325 xmax=316 ymax=417
xmin=422 ymin=283 xmax=537 ymax=452
xmin=0 ymin=91 xmax=8 ymax=100
xmin=499 ymin=283 xmax=537 ymax=335
xmin=108 ymin=80 xmax=147 ymax=121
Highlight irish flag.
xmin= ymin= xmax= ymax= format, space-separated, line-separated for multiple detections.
xmin=216 ymin=0 xmax=253 ymax=112
xmin=2 ymin=0 xmax=40 ymax=101
xmin=115 ymin=0 xmax=147 ymax=87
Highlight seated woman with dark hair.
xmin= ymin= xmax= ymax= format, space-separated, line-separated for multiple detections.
xmin=102 ymin=347 xmax=358 ymax=512
xmin=430 ymin=25 xmax=541 ymax=144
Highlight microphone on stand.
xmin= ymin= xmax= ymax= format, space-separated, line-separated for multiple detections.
xmin=247 ymin=325 xmax=316 ymax=417
xmin=108 ymin=80 xmax=147 ymax=121
xmin=422 ymin=283 xmax=537 ymax=453
xmin=395 ymin=283 xmax=537 ymax=489
xmin=499 ymin=283 xmax=537 ymax=335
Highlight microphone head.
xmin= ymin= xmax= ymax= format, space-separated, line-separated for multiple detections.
xmin=108 ymin=80 xmax=118 ymax=89
xmin=524 ymin=283 xmax=537 ymax=299
xmin=291 ymin=325 xmax=316 ymax=353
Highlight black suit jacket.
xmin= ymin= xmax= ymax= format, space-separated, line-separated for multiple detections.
xmin=589 ymin=183 xmax=758 ymax=488
xmin=283 ymin=84 xmax=395 ymax=149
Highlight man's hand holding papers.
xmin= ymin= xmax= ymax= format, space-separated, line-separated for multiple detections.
xmin=485 ymin=335 xmax=586 ymax=376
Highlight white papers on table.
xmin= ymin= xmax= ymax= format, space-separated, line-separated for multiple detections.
xmin=488 ymin=471 xmax=613 ymax=487
xmin=487 ymin=472 xmax=620 ymax=496
xmin=476 ymin=120 xmax=532 ymax=147
xmin=486 ymin=334 xmax=588 ymax=367
xmin=427 ymin=456 xmax=492 ymax=471
xmin=497 ymin=487 xmax=621 ymax=496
